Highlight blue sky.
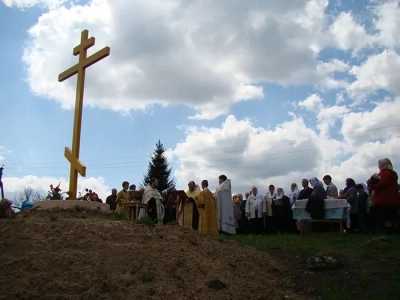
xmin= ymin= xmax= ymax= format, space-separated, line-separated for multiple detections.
xmin=1 ymin=0 xmax=400 ymax=201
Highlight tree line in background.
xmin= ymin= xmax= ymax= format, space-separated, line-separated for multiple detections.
xmin=10 ymin=140 xmax=176 ymax=205
xmin=12 ymin=187 xmax=45 ymax=208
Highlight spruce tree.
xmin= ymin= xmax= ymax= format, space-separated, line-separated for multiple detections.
xmin=142 ymin=140 xmax=176 ymax=192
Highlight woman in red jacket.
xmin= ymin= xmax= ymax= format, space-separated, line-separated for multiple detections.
xmin=368 ymin=158 xmax=400 ymax=234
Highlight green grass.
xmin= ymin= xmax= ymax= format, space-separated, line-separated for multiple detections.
xmin=229 ymin=234 xmax=400 ymax=259
xmin=135 ymin=216 xmax=156 ymax=226
xmin=112 ymin=211 xmax=127 ymax=221
xmin=227 ymin=234 xmax=400 ymax=299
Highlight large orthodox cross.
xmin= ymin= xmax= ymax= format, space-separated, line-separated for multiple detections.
xmin=58 ymin=30 xmax=110 ymax=199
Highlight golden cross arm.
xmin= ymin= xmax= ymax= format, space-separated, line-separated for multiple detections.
xmin=73 ymin=36 xmax=95 ymax=56
xmin=65 ymin=147 xmax=86 ymax=176
xmin=58 ymin=46 xmax=110 ymax=82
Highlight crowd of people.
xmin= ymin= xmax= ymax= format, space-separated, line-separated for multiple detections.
xmin=1 ymin=158 xmax=398 ymax=236
xmin=102 ymin=157 xmax=400 ymax=236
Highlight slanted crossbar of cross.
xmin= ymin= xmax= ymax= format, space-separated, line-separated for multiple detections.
xmin=58 ymin=30 xmax=110 ymax=199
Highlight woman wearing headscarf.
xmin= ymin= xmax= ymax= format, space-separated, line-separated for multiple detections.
xmin=287 ymin=183 xmax=300 ymax=234
xmin=245 ymin=187 xmax=266 ymax=234
xmin=339 ymin=178 xmax=359 ymax=232
xmin=368 ymin=158 xmax=400 ymax=234
xmin=271 ymin=188 xmax=290 ymax=234
xmin=305 ymin=177 xmax=325 ymax=220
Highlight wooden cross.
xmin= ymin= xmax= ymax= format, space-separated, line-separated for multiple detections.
xmin=58 ymin=30 xmax=110 ymax=199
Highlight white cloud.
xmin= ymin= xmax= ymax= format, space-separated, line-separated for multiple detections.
xmin=298 ymin=94 xmax=349 ymax=137
xmin=171 ymin=113 xmax=345 ymax=194
xmin=329 ymin=12 xmax=373 ymax=52
xmin=2 ymin=175 xmax=111 ymax=202
xmin=171 ymin=93 xmax=400 ymax=195
xmin=4 ymin=0 xmax=400 ymax=197
xmin=373 ymin=0 xmax=400 ymax=49
xmin=164 ymin=148 xmax=175 ymax=162
xmin=299 ymin=94 xmax=324 ymax=111
xmin=341 ymin=97 xmax=400 ymax=144
xmin=0 ymin=156 xmax=4 ymax=162
xmin=1 ymin=0 xmax=66 ymax=9
xmin=348 ymin=50 xmax=400 ymax=99
xmin=16 ymin=0 xmax=354 ymax=119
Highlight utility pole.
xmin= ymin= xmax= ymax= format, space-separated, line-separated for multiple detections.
xmin=0 ymin=165 xmax=4 ymax=199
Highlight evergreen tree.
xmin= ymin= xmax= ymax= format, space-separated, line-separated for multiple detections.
xmin=142 ymin=140 xmax=176 ymax=192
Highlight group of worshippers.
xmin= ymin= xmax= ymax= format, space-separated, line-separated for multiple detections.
xmin=233 ymin=158 xmax=400 ymax=235
xmin=107 ymin=175 xmax=237 ymax=236
xmin=104 ymin=157 xmax=400 ymax=236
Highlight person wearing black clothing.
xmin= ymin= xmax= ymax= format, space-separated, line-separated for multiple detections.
xmin=163 ymin=188 xmax=177 ymax=224
xmin=298 ymin=179 xmax=313 ymax=200
xmin=356 ymin=184 xmax=369 ymax=234
xmin=105 ymin=188 xmax=117 ymax=211
xmin=239 ymin=193 xmax=249 ymax=234
xmin=272 ymin=188 xmax=291 ymax=234
xmin=306 ymin=177 xmax=325 ymax=220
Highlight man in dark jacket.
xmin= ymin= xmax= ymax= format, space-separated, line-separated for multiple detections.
xmin=106 ymin=188 xmax=117 ymax=211
xmin=298 ymin=179 xmax=313 ymax=200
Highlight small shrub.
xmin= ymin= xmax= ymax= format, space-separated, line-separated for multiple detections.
xmin=136 ymin=216 xmax=156 ymax=226
xmin=112 ymin=211 xmax=127 ymax=221
xmin=49 ymin=214 xmax=58 ymax=221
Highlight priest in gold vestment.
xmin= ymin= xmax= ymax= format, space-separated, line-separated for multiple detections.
xmin=116 ymin=181 xmax=130 ymax=215
xmin=177 ymin=181 xmax=201 ymax=228
xmin=194 ymin=180 xmax=218 ymax=236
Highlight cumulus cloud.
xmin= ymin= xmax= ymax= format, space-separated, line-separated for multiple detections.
xmin=341 ymin=97 xmax=400 ymax=144
xmin=16 ymin=0 xmax=357 ymax=119
xmin=373 ymin=0 xmax=400 ymax=49
xmin=171 ymin=94 xmax=400 ymax=195
xmin=348 ymin=50 xmax=400 ymax=99
xmin=2 ymin=175 xmax=111 ymax=203
xmin=1 ymin=0 xmax=66 ymax=9
xmin=329 ymin=12 xmax=373 ymax=52
xmin=299 ymin=94 xmax=349 ymax=136
xmin=172 ymin=112 xmax=343 ymax=194
xmin=4 ymin=0 xmax=400 ymax=197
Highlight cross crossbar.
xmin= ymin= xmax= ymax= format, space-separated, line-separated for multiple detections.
xmin=58 ymin=29 xmax=110 ymax=199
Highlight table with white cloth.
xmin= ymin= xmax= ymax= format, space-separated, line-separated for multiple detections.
xmin=292 ymin=199 xmax=351 ymax=235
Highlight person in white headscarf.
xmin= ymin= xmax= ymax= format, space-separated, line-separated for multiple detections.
xmin=287 ymin=183 xmax=300 ymax=206
xmin=368 ymin=158 xmax=400 ymax=234
xmin=287 ymin=183 xmax=300 ymax=234
xmin=272 ymin=188 xmax=290 ymax=234
xmin=245 ymin=186 xmax=266 ymax=234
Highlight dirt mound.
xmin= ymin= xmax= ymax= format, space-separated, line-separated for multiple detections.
xmin=0 ymin=210 xmax=300 ymax=300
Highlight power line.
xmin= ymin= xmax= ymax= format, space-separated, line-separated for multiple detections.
xmin=4 ymin=134 xmax=400 ymax=177
xmin=5 ymin=123 xmax=400 ymax=170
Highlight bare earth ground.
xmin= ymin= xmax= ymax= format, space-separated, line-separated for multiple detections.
xmin=0 ymin=209 xmax=301 ymax=300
